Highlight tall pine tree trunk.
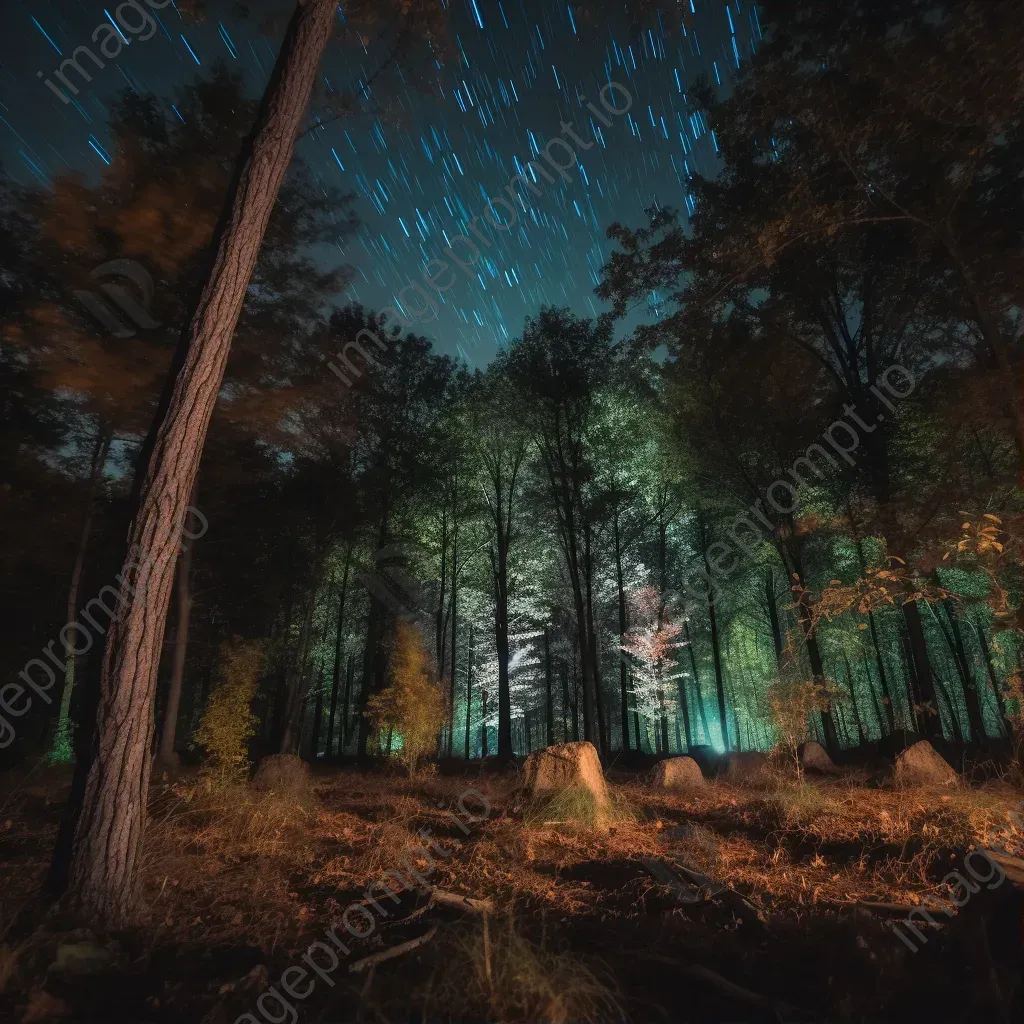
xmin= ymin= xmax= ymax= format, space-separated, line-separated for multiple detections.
xmin=56 ymin=0 xmax=338 ymax=927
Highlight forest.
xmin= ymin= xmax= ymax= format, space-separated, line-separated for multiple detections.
xmin=2 ymin=1 xmax=1024 ymax=1022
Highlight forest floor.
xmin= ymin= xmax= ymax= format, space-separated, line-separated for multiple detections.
xmin=1 ymin=759 xmax=1024 ymax=1023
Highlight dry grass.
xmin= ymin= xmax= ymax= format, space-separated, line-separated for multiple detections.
xmin=1 ymin=761 xmax=1022 ymax=1022
xmin=424 ymin=914 xmax=622 ymax=1024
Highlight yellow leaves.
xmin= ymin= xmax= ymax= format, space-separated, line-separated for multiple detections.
xmin=366 ymin=622 xmax=445 ymax=775
xmin=195 ymin=638 xmax=265 ymax=787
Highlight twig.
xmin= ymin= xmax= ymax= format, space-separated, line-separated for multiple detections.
xmin=349 ymin=924 xmax=438 ymax=973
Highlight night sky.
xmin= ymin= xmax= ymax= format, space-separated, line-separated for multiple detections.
xmin=1 ymin=0 xmax=758 ymax=365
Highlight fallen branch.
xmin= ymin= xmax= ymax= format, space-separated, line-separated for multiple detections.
xmin=986 ymin=849 xmax=1024 ymax=887
xmin=349 ymin=925 xmax=438 ymax=973
xmin=429 ymin=889 xmax=494 ymax=915
xmin=667 ymin=858 xmax=768 ymax=926
xmin=639 ymin=858 xmax=704 ymax=904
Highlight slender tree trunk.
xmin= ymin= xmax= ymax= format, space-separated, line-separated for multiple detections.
xmin=340 ymin=653 xmax=354 ymax=751
xmin=976 ymin=623 xmax=1009 ymax=732
xmin=464 ymin=624 xmax=474 ymax=760
xmin=544 ymin=626 xmax=554 ymax=746
xmin=480 ymin=688 xmax=488 ymax=758
xmin=54 ymin=0 xmax=337 ymax=926
xmin=583 ymin=521 xmax=607 ymax=754
xmin=705 ymin=555 xmax=729 ymax=751
xmin=52 ymin=429 xmax=111 ymax=761
xmin=493 ymin=529 xmax=514 ymax=762
xmin=934 ymin=595 xmax=986 ymax=744
xmin=281 ymin=558 xmax=326 ymax=754
xmin=764 ymin=568 xmax=784 ymax=670
xmin=613 ymin=511 xmax=630 ymax=753
xmin=448 ymin=517 xmax=458 ymax=756
xmin=565 ymin=659 xmax=573 ymax=741
xmin=901 ymin=599 xmax=940 ymax=739
xmin=842 ymin=653 xmax=864 ymax=743
xmin=309 ymin=662 xmax=324 ymax=761
xmin=156 ymin=524 xmax=193 ymax=766
xmin=436 ymin=510 xmax=448 ymax=681
xmin=326 ymin=547 xmax=351 ymax=759
xmin=682 ymin=618 xmax=710 ymax=745
xmin=677 ymin=671 xmax=693 ymax=749
xmin=849 ymin=525 xmax=896 ymax=733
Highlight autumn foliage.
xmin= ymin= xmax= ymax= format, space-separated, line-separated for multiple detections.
xmin=367 ymin=622 xmax=445 ymax=776
xmin=194 ymin=638 xmax=264 ymax=787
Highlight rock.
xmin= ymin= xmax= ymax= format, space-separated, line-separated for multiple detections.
xmin=522 ymin=741 xmax=609 ymax=809
xmin=798 ymin=741 xmax=840 ymax=775
xmin=251 ymin=753 xmax=313 ymax=798
xmin=650 ymin=756 xmax=706 ymax=791
xmin=722 ymin=751 xmax=769 ymax=783
xmin=893 ymin=740 xmax=958 ymax=787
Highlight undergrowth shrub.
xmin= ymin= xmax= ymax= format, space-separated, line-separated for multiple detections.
xmin=366 ymin=621 xmax=445 ymax=777
xmin=194 ymin=637 xmax=264 ymax=787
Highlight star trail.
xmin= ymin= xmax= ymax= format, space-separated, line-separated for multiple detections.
xmin=0 ymin=0 xmax=758 ymax=364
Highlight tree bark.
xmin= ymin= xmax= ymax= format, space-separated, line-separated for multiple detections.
xmin=56 ymin=0 xmax=338 ymax=927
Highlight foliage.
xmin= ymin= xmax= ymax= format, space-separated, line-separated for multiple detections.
xmin=366 ymin=622 xmax=445 ymax=776
xmin=194 ymin=638 xmax=264 ymax=788
xmin=766 ymin=676 xmax=841 ymax=777
xmin=620 ymin=587 xmax=686 ymax=722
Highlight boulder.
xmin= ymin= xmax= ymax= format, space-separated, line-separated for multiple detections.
xmin=722 ymin=751 xmax=769 ymax=783
xmin=251 ymin=753 xmax=313 ymax=798
xmin=522 ymin=741 xmax=609 ymax=809
xmin=893 ymin=740 xmax=958 ymax=787
xmin=798 ymin=741 xmax=841 ymax=775
xmin=650 ymin=756 xmax=706 ymax=791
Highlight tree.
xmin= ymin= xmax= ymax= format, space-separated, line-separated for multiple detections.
xmin=366 ymin=621 xmax=445 ymax=776
xmin=194 ymin=638 xmax=264 ymax=787
xmin=57 ymin=0 xmax=340 ymax=927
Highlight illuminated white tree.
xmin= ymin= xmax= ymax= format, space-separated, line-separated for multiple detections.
xmin=620 ymin=587 xmax=686 ymax=724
